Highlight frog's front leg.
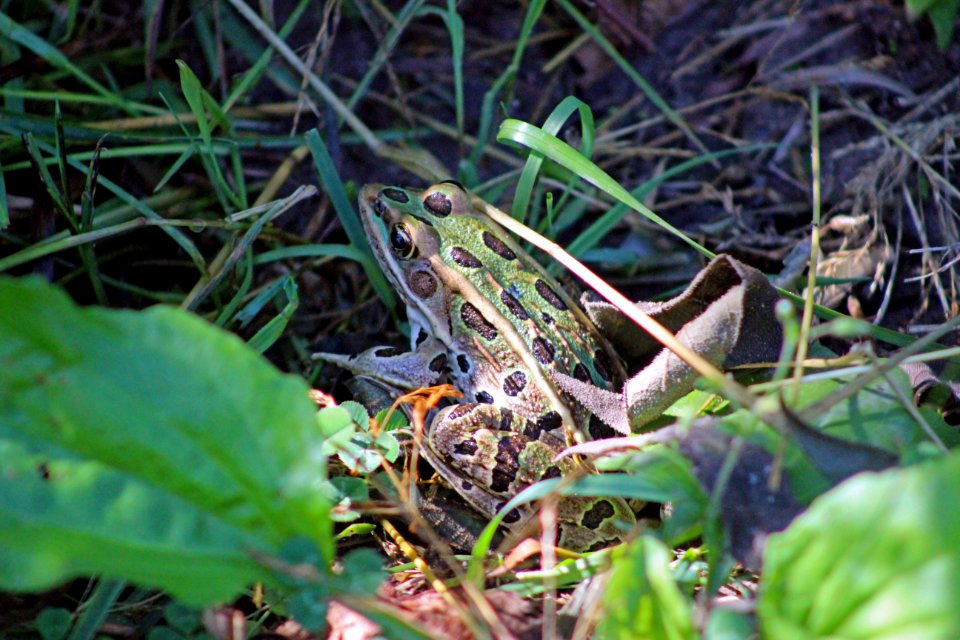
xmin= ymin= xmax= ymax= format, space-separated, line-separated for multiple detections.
xmin=314 ymin=336 xmax=449 ymax=390
xmin=422 ymin=403 xmax=635 ymax=551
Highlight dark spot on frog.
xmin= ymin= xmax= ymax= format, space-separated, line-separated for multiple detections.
xmin=415 ymin=328 xmax=429 ymax=346
xmin=476 ymin=390 xmax=494 ymax=404
xmin=424 ymin=191 xmax=453 ymax=217
xmin=581 ymin=499 xmax=615 ymax=529
xmin=451 ymin=246 xmax=483 ymax=268
xmin=499 ymin=409 xmax=514 ymax=431
xmin=594 ymin=349 xmax=612 ymax=382
xmin=573 ymin=363 xmax=591 ymax=383
xmin=491 ymin=467 xmax=515 ymax=493
xmin=497 ymin=502 xmax=522 ymax=523
xmin=542 ymin=466 xmax=562 ymax=480
xmin=588 ymin=414 xmax=617 ymax=440
xmin=500 ymin=290 xmax=529 ymax=320
xmin=457 ymin=354 xmax=471 ymax=373
xmin=447 ymin=404 xmax=475 ymax=420
xmin=502 ymin=371 xmax=527 ymax=396
xmin=453 ymin=437 xmax=478 ymax=456
xmin=535 ymin=279 xmax=567 ymax=311
xmin=532 ymin=336 xmax=555 ymax=364
xmin=373 ymin=198 xmax=387 ymax=217
xmin=381 ymin=187 xmax=409 ymax=203
xmin=482 ymin=231 xmax=517 ymax=260
xmin=460 ymin=302 xmax=498 ymax=340
xmin=541 ymin=312 xmax=554 ymax=325
xmin=538 ymin=411 xmax=562 ymax=431
xmin=461 ymin=480 xmax=473 ymax=491
xmin=374 ymin=346 xmax=403 ymax=358
xmin=429 ymin=353 xmax=447 ymax=372
xmin=409 ymin=270 xmax=438 ymax=298
xmin=523 ymin=420 xmax=541 ymax=440
xmin=588 ymin=539 xmax=610 ymax=552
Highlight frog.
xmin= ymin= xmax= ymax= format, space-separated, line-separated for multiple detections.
xmin=318 ymin=181 xmax=636 ymax=551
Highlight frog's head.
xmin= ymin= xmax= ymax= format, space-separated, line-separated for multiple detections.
xmin=358 ymin=181 xmax=474 ymax=345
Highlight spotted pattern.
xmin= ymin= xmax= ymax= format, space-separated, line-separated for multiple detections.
xmin=373 ymin=198 xmax=387 ymax=217
xmin=499 ymin=410 xmax=514 ymax=431
xmin=532 ymin=337 xmax=555 ymax=364
xmin=424 ymin=191 xmax=452 ymax=217
xmin=451 ymin=246 xmax=482 ymax=268
xmin=581 ymin=499 xmax=615 ymax=529
xmin=447 ymin=405 xmax=474 ymax=421
xmin=594 ymin=349 xmax=613 ymax=382
xmin=542 ymin=466 xmax=562 ymax=480
xmin=498 ymin=503 xmax=522 ymax=523
xmin=541 ymin=312 xmax=554 ymax=325
xmin=461 ymin=480 xmax=473 ymax=491
xmin=415 ymin=328 xmax=429 ymax=346
xmin=502 ymin=371 xmax=527 ymax=396
xmin=491 ymin=437 xmax=523 ymax=491
xmin=500 ymin=290 xmax=529 ymax=321
xmin=460 ymin=302 xmax=498 ymax=340
xmin=588 ymin=414 xmax=617 ymax=440
xmin=381 ymin=187 xmax=409 ymax=202
xmin=535 ymin=279 xmax=567 ymax=310
xmin=409 ymin=271 xmax=437 ymax=298
xmin=457 ymin=354 xmax=470 ymax=373
xmin=476 ymin=390 xmax=494 ymax=404
xmin=454 ymin=438 xmax=478 ymax=455
xmin=482 ymin=231 xmax=517 ymax=260
xmin=538 ymin=411 xmax=563 ymax=431
xmin=374 ymin=346 xmax=402 ymax=358
xmin=429 ymin=353 xmax=447 ymax=372
xmin=572 ymin=363 xmax=591 ymax=383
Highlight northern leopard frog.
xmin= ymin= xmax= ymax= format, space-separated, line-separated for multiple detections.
xmin=323 ymin=182 xmax=635 ymax=550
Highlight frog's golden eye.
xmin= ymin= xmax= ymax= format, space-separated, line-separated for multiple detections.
xmin=389 ymin=224 xmax=417 ymax=258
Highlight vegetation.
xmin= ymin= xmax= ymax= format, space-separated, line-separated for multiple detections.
xmin=2 ymin=2 xmax=959 ymax=638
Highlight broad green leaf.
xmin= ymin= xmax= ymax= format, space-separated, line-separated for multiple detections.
xmin=0 ymin=277 xmax=331 ymax=555
xmin=758 ymin=453 xmax=960 ymax=639
xmin=0 ymin=441 xmax=270 ymax=604
xmin=597 ymin=537 xmax=698 ymax=640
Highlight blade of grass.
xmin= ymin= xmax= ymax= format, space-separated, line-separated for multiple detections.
xmin=0 ymin=11 xmax=136 ymax=115
xmin=246 ymin=276 xmax=299 ymax=353
xmin=346 ymin=0 xmax=427 ymax=117
xmin=416 ymin=2 xmax=465 ymax=144
xmin=511 ymin=96 xmax=595 ymax=222
xmin=0 ymin=158 xmax=8 ymax=229
xmin=66 ymin=580 xmax=126 ymax=640
xmin=182 ymin=185 xmax=317 ymax=311
xmin=0 ymin=122 xmax=207 ymax=271
xmin=555 ymin=0 xmax=714 ymax=162
xmin=792 ymin=87 xmax=821 ymax=397
xmin=223 ymin=0 xmax=312 ymax=110
xmin=176 ymin=60 xmax=244 ymax=211
xmin=305 ymin=128 xmax=394 ymax=306
xmin=223 ymin=0 xmax=381 ymax=152
xmin=466 ymin=0 xmax=547 ymax=171
xmin=498 ymin=118 xmax=714 ymax=257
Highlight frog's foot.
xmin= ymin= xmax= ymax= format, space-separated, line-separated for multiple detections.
xmin=423 ymin=403 xmax=635 ymax=552
xmin=314 ymin=336 xmax=448 ymax=390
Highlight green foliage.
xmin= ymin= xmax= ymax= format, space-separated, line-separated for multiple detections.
xmin=759 ymin=454 xmax=960 ymax=638
xmin=598 ymin=537 xmax=698 ymax=640
xmin=907 ymin=0 xmax=959 ymax=49
xmin=0 ymin=277 xmax=387 ymax=622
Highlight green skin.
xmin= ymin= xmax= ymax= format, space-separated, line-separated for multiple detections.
xmin=337 ymin=181 xmax=635 ymax=550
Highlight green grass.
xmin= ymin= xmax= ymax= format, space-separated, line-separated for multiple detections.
xmin=1 ymin=3 xmax=959 ymax=639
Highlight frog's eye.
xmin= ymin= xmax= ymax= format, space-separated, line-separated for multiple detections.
xmin=389 ymin=224 xmax=417 ymax=258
